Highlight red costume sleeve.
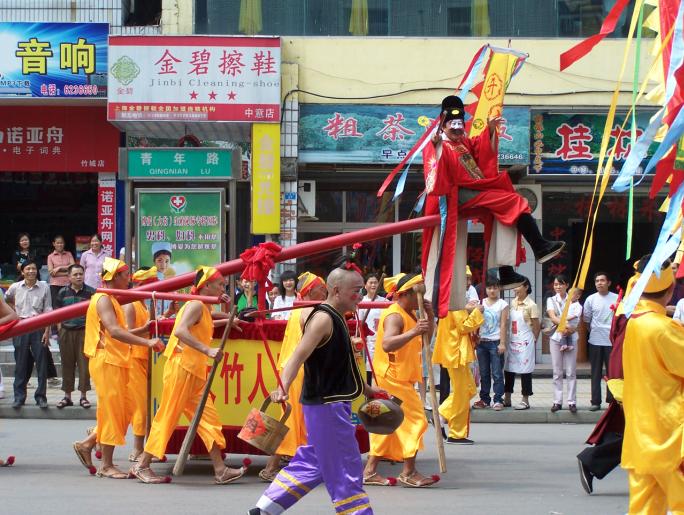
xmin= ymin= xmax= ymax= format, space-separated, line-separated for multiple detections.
xmin=423 ymin=141 xmax=453 ymax=196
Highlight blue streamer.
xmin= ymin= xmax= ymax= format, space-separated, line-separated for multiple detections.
xmin=622 ymin=183 xmax=684 ymax=316
xmin=413 ymin=191 xmax=427 ymax=214
xmin=639 ymin=105 xmax=684 ymax=182
xmin=613 ymin=109 xmax=664 ymax=191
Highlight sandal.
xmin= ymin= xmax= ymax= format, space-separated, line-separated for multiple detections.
xmin=96 ymin=465 xmax=129 ymax=479
xmin=514 ymin=401 xmax=530 ymax=410
xmin=397 ymin=471 xmax=439 ymax=488
xmin=258 ymin=469 xmax=277 ymax=482
xmin=215 ymin=466 xmax=246 ymax=485
xmin=128 ymin=451 xmax=142 ymax=463
xmin=130 ymin=465 xmax=171 ymax=484
xmin=79 ymin=398 xmax=91 ymax=409
xmin=72 ymin=442 xmax=96 ymax=475
xmin=56 ymin=397 xmax=73 ymax=409
xmin=0 ymin=456 xmax=15 ymax=467
xmin=363 ymin=472 xmax=396 ymax=486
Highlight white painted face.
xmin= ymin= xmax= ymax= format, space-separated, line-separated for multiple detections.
xmin=449 ymin=119 xmax=464 ymax=130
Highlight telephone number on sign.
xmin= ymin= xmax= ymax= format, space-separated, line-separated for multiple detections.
xmin=63 ymin=84 xmax=99 ymax=96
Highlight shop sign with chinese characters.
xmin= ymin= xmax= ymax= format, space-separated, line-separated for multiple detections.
xmin=299 ymin=104 xmax=530 ymax=165
xmin=251 ymin=123 xmax=281 ymax=234
xmin=0 ymin=106 xmax=119 ymax=172
xmin=530 ymin=112 xmax=657 ymax=176
xmin=108 ymin=36 xmax=280 ymax=122
xmin=127 ymin=148 xmax=234 ymax=180
xmin=135 ymin=189 xmax=224 ymax=273
xmin=97 ymin=176 xmax=117 ymax=258
xmin=0 ymin=22 xmax=108 ymax=97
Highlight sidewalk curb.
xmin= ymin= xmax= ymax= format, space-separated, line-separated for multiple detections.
xmin=0 ymin=406 xmax=96 ymax=420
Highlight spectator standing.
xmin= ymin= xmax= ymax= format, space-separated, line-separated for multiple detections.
xmin=11 ymin=233 xmax=38 ymax=276
xmin=271 ymin=270 xmax=298 ymax=320
xmin=504 ymin=277 xmax=539 ymax=410
xmin=357 ymin=273 xmax=387 ymax=383
xmin=47 ymin=235 xmax=75 ymax=308
xmin=80 ymin=234 xmax=106 ymax=289
xmin=473 ymin=277 xmax=508 ymax=411
xmin=666 ymin=260 xmax=684 ymax=317
xmin=547 ymin=276 xmax=580 ymax=413
xmin=674 ymin=297 xmax=684 ymax=323
xmin=583 ymin=272 xmax=618 ymax=411
xmin=236 ymin=278 xmax=258 ymax=313
xmin=466 ymin=265 xmax=479 ymax=302
xmin=5 ymin=261 xmax=52 ymax=409
xmin=54 ymin=264 xmax=94 ymax=409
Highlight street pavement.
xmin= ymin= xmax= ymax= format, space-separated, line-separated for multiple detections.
xmin=0 ymin=419 xmax=628 ymax=515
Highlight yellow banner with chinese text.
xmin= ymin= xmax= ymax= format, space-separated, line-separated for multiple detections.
xmin=150 ymin=337 xmax=366 ymax=426
xmin=470 ymin=51 xmax=519 ymax=137
xmin=251 ymin=123 xmax=281 ymax=234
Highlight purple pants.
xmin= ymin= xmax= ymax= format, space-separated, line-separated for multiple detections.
xmin=256 ymin=402 xmax=373 ymax=514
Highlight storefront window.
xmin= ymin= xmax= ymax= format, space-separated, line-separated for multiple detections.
xmin=196 ymin=0 xmax=649 ymax=38
xmin=346 ymin=191 xmax=394 ymax=223
xmin=315 ymin=190 xmax=343 ymax=222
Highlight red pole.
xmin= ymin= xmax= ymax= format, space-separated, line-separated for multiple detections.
xmin=2 ymin=215 xmax=438 ymax=339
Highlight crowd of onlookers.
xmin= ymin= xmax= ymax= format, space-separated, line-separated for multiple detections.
xmin=2 ymin=230 xmax=683 ymax=417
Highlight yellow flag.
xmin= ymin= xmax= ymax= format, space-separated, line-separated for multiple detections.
xmin=470 ymin=51 xmax=520 ymax=137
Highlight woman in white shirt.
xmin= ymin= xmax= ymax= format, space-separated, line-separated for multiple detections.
xmin=357 ymin=273 xmax=386 ymax=383
xmin=546 ymin=274 xmax=579 ymax=413
xmin=271 ymin=270 xmax=298 ymax=320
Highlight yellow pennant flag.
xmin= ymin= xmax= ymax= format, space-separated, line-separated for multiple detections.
xmin=470 ymin=51 xmax=521 ymax=137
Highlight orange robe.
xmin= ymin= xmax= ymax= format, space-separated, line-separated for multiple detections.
xmin=126 ymin=301 xmax=150 ymax=438
xmin=144 ymin=301 xmax=225 ymax=459
xmin=275 ymin=309 xmax=307 ymax=456
xmin=84 ymin=293 xmax=132 ymax=446
xmin=369 ymin=304 xmax=427 ymax=461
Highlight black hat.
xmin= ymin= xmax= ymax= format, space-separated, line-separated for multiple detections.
xmin=441 ymin=95 xmax=465 ymax=122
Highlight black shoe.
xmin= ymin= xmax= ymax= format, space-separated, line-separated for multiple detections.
xmin=37 ymin=399 xmax=48 ymax=409
xmin=577 ymin=458 xmax=594 ymax=494
xmin=569 ymin=404 xmax=577 ymax=413
xmin=446 ymin=437 xmax=474 ymax=445
xmin=247 ymin=509 xmax=262 ymax=515
xmin=589 ymin=404 xmax=600 ymax=412
xmin=11 ymin=400 xmax=23 ymax=409
xmin=533 ymin=240 xmax=565 ymax=264
xmin=441 ymin=426 xmax=448 ymax=441
xmin=516 ymin=213 xmax=566 ymax=263
xmin=551 ymin=403 xmax=562 ymax=413
xmin=494 ymin=266 xmax=526 ymax=290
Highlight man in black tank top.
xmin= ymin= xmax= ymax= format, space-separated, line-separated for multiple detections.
xmin=250 ymin=264 xmax=385 ymax=515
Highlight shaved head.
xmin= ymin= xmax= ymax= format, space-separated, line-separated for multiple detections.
xmin=326 ymin=267 xmax=361 ymax=289
xmin=326 ymin=267 xmax=365 ymax=312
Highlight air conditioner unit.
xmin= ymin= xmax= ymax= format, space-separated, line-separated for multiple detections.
xmin=514 ymin=184 xmax=542 ymax=219
xmin=298 ymin=180 xmax=316 ymax=218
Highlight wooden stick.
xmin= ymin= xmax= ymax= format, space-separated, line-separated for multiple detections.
xmin=172 ymin=307 xmax=237 ymax=476
xmin=97 ymin=288 xmax=221 ymax=304
xmin=414 ymin=283 xmax=447 ymax=474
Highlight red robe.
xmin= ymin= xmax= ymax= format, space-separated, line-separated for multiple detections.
xmin=422 ymin=126 xmax=530 ymax=318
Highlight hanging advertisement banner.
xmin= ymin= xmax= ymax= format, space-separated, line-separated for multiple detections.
xmin=530 ymin=112 xmax=657 ymax=176
xmin=251 ymin=123 xmax=281 ymax=234
xmin=135 ymin=189 xmax=224 ymax=274
xmin=299 ymin=104 xmax=530 ymax=165
xmin=0 ymin=22 xmax=108 ymax=98
xmin=0 ymin=106 xmax=119 ymax=172
xmin=108 ymin=36 xmax=280 ymax=122
xmin=97 ymin=174 xmax=117 ymax=258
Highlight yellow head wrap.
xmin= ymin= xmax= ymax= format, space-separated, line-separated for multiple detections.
xmin=383 ymin=273 xmax=424 ymax=297
xmin=101 ymin=257 xmax=128 ymax=282
xmin=297 ymin=271 xmax=325 ymax=298
xmin=192 ymin=266 xmax=222 ymax=294
xmin=466 ymin=265 xmax=472 ymax=277
xmin=132 ymin=266 xmax=159 ymax=285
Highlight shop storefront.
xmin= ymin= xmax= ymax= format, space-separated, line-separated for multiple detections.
xmin=0 ymin=22 xmax=118 ymax=284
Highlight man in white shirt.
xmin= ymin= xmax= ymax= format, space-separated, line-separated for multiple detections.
xmin=582 ymin=272 xmax=618 ymax=411
xmin=357 ymin=273 xmax=386 ymax=382
xmin=5 ymin=261 xmax=52 ymax=409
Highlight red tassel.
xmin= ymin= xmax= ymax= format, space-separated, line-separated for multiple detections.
xmin=431 ymin=474 xmax=441 ymax=483
xmin=88 ymin=465 xmax=96 ymax=475
xmin=242 ymin=457 xmax=252 ymax=467
xmin=95 ymin=450 xmax=102 ymax=460
xmin=160 ymin=455 xmax=168 ymax=463
xmin=387 ymin=476 xmax=397 ymax=486
xmin=6 ymin=455 xmax=15 ymax=466
xmin=163 ymin=476 xmax=173 ymax=483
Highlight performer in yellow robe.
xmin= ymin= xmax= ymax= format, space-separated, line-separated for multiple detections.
xmin=72 ymin=258 xmax=163 ymax=478
xmin=259 ymin=271 xmax=328 ymax=481
xmin=432 ymin=298 xmax=483 ymax=444
xmin=364 ymin=273 xmax=437 ymax=488
xmin=132 ymin=266 xmax=245 ymax=485
xmin=123 ymin=266 xmax=160 ymax=462
xmin=621 ymin=255 xmax=684 ymax=513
